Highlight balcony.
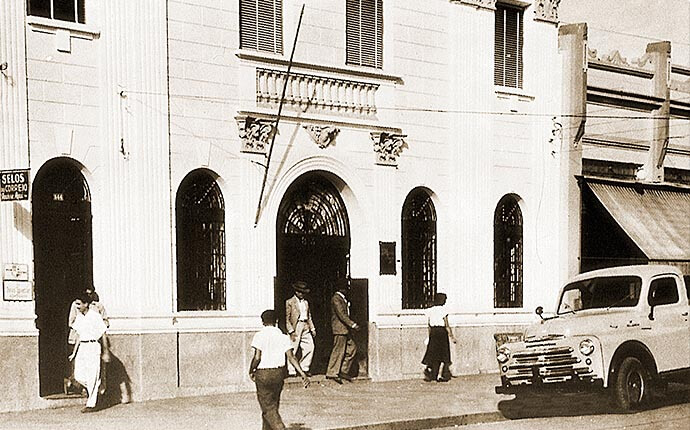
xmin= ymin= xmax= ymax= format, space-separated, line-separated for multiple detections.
xmin=256 ymin=68 xmax=379 ymax=117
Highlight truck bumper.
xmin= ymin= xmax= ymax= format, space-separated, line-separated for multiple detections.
xmin=495 ymin=377 xmax=604 ymax=395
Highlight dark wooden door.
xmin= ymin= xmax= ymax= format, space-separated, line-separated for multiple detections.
xmin=33 ymin=161 xmax=93 ymax=397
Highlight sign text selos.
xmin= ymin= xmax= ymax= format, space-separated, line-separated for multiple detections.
xmin=0 ymin=169 xmax=30 ymax=201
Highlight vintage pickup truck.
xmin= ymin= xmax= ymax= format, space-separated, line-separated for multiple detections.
xmin=495 ymin=264 xmax=690 ymax=410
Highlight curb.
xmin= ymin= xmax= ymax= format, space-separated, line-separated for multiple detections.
xmin=326 ymin=411 xmax=507 ymax=430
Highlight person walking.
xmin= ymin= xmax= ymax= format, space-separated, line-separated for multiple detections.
xmin=65 ymin=285 xmax=109 ymax=395
xmin=285 ymin=281 xmax=316 ymax=376
xmin=68 ymin=292 xmax=107 ymax=412
xmin=421 ymin=293 xmax=457 ymax=382
xmin=249 ymin=309 xmax=310 ymax=430
xmin=325 ymin=279 xmax=360 ymax=384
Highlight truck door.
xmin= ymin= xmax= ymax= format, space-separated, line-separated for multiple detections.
xmin=644 ymin=275 xmax=690 ymax=371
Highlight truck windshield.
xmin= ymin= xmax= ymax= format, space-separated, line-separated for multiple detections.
xmin=558 ymin=276 xmax=642 ymax=314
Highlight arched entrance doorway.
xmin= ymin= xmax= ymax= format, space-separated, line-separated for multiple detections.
xmin=276 ymin=172 xmax=355 ymax=375
xmin=32 ymin=158 xmax=93 ymax=397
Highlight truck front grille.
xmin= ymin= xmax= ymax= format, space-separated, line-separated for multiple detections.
xmin=504 ymin=344 xmax=594 ymax=385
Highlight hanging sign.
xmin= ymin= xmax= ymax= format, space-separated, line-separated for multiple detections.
xmin=0 ymin=169 xmax=30 ymax=201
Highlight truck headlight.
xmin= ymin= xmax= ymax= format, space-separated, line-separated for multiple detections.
xmin=579 ymin=339 xmax=595 ymax=356
xmin=497 ymin=346 xmax=511 ymax=363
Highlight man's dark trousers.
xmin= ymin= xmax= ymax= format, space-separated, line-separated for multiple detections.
xmin=326 ymin=334 xmax=357 ymax=378
xmin=254 ymin=367 xmax=286 ymax=430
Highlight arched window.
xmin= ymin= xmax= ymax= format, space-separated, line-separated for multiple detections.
xmin=402 ymin=188 xmax=437 ymax=309
xmin=176 ymin=170 xmax=226 ymax=311
xmin=494 ymin=194 xmax=523 ymax=308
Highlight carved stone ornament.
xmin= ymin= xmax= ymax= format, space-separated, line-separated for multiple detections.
xmin=456 ymin=0 xmax=496 ymax=10
xmin=587 ymin=48 xmax=599 ymax=63
xmin=632 ymin=52 xmax=653 ymax=69
xmin=588 ymin=48 xmax=655 ymax=71
xmin=534 ymin=0 xmax=561 ymax=23
xmin=371 ymin=132 xmax=407 ymax=166
xmin=303 ymin=125 xmax=340 ymax=149
xmin=237 ymin=117 xmax=275 ymax=154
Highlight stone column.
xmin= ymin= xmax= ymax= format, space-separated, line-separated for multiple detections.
xmin=640 ymin=41 xmax=671 ymax=183
xmin=558 ymin=23 xmax=587 ymax=281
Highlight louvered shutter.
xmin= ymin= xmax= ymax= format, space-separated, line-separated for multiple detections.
xmin=240 ymin=0 xmax=283 ymax=54
xmin=346 ymin=0 xmax=361 ymax=65
xmin=494 ymin=5 xmax=523 ymax=88
xmin=346 ymin=0 xmax=383 ymax=69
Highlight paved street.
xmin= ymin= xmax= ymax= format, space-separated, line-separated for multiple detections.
xmin=440 ymin=383 xmax=690 ymax=430
xmin=446 ymin=403 xmax=690 ymax=430
xmin=0 ymin=373 xmax=503 ymax=430
xmin=2 ymin=373 xmax=689 ymax=430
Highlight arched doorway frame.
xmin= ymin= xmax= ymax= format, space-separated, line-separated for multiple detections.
xmin=266 ymin=155 xmax=371 ymax=375
xmin=32 ymin=156 xmax=94 ymax=397
xmin=263 ymin=155 xmax=370 ymax=283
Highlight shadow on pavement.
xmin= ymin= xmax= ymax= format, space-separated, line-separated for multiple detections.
xmin=97 ymin=352 xmax=132 ymax=411
xmin=498 ymin=383 xmax=690 ymax=420
xmin=286 ymin=423 xmax=312 ymax=430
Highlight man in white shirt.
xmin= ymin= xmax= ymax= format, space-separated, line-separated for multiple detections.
xmin=285 ymin=281 xmax=316 ymax=376
xmin=68 ymin=292 xmax=107 ymax=412
xmin=249 ymin=310 xmax=310 ymax=430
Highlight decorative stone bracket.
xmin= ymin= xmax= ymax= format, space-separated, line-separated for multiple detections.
xmin=534 ymin=0 xmax=561 ymax=23
xmin=454 ymin=0 xmax=561 ymax=23
xmin=303 ymin=125 xmax=340 ymax=149
xmin=237 ymin=116 xmax=276 ymax=155
xmin=456 ymin=0 xmax=496 ymax=10
xmin=371 ymin=132 xmax=407 ymax=166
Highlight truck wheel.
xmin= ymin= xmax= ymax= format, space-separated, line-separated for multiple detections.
xmin=613 ymin=357 xmax=649 ymax=410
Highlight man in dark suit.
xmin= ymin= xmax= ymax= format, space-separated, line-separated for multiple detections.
xmin=326 ymin=279 xmax=360 ymax=384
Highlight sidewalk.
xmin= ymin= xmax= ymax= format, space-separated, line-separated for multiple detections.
xmin=0 ymin=373 xmax=506 ymax=430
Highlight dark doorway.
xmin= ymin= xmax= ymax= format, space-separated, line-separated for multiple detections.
xmin=275 ymin=172 xmax=364 ymax=375
xmin=581 ymin=184 xmax=647 ymax=273
xmin=32 ymin=158 xmax=93 ymax=397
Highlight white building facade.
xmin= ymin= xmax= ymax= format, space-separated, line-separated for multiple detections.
xmin=0 ymin=0 xmax=564 ymax=411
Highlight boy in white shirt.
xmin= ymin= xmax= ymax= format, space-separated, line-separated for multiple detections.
xmin=249 ymin=310 xmax=310 ymax=430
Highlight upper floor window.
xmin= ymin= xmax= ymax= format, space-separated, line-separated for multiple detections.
xmin=27 ymin=0 xmax=85 ymax=23
xmin=240 ymin=0 xmax=283 ymax=54
xmin=346 ymin=0 xmax=383 ymax=69
xmin=494 ymin=3 xmax=523 ymax=88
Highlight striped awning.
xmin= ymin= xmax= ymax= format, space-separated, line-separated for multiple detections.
xmin=587 ymin=181 xmax=690 ymax=261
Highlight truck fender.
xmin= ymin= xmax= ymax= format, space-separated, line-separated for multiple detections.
xmin=607 ymin=340 xmax=658 ymax=387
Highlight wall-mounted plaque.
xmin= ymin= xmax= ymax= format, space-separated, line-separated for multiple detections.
xmin=379 ymin=241 xmax=396 ymax=275
xmin=3 ymin=280 xmax=33 ymax=301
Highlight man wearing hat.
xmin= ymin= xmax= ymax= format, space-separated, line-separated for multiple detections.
xmin=285 ymin=281 xmax=316 ymax=376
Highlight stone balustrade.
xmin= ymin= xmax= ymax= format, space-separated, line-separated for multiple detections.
xmin=256 ymin=68 xmax=379 ymax=116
